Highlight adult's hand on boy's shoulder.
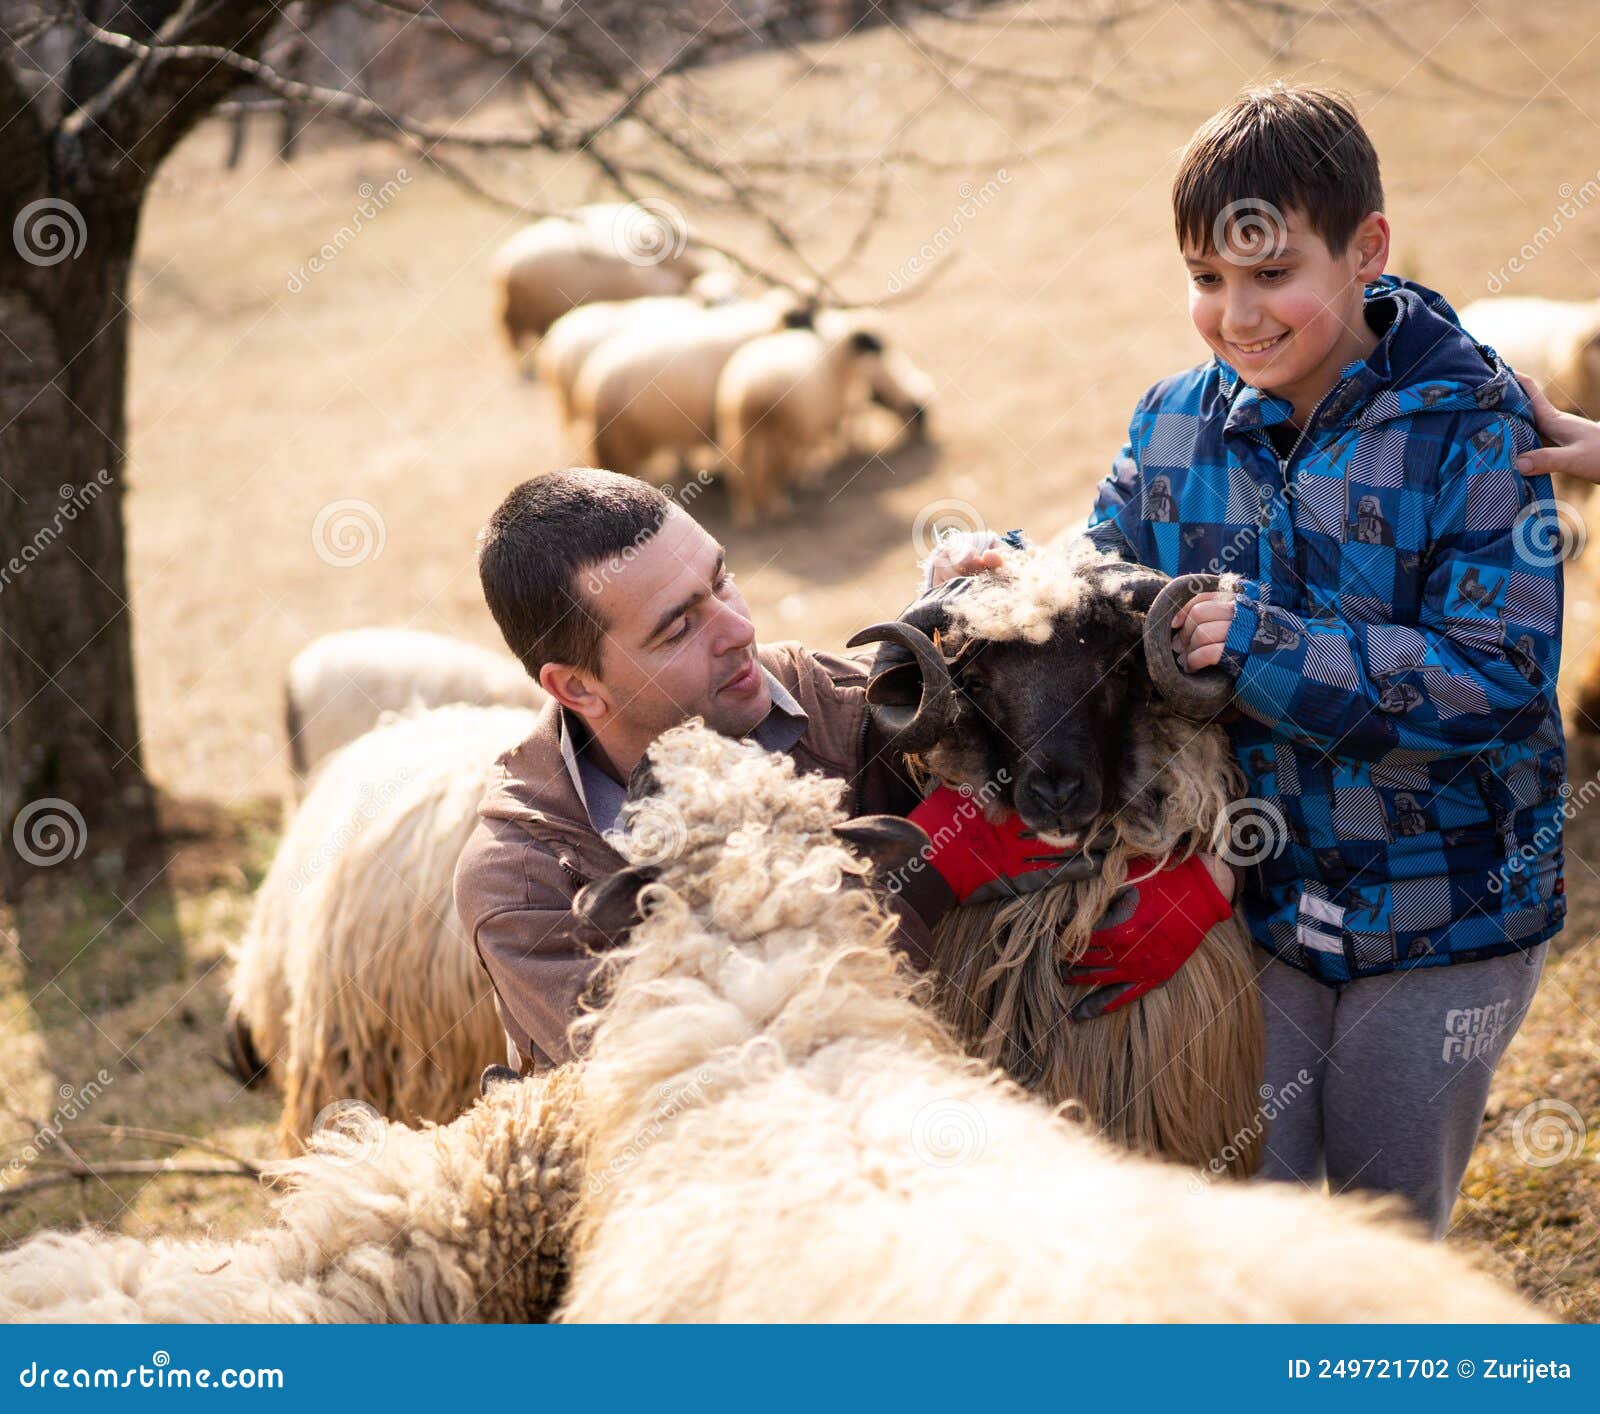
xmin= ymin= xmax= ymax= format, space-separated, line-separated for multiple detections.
xmin=1171 ymin=590 xmax=1237 ymax=672
xmin=1515 ymin=373 xmax=1600 ymax=484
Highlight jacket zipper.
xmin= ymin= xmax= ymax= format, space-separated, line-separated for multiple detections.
xmin=851 ymin=708 xmax=873 ymax=817
xmin=1261 ymin=383 xmax=1337 ymax=494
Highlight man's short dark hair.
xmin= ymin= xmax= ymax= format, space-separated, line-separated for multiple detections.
xmin=1173 ymin=84 xmax=1383 ymax=257
xmin=478 ymin=468 xmax=671 ymax=679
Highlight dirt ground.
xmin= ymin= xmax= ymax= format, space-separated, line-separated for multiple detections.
xmin=5 ymin=0 xmax=1600 ymax=1315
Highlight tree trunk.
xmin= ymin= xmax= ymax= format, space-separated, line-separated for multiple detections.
xmin=0 ymin=183 xmax=156 ymax=890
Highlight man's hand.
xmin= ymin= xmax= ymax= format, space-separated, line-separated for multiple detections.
xmin=921 ymin=530 xmax=1006 ymax=589
xmin=1170 ymin=589 xmax=1238 ymax=672
xmin=1515 ymin=373 xmax=1600 ymax=483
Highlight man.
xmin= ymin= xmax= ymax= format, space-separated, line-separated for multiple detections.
xmin=454 ymin=468 xmax=1228 ymax=1073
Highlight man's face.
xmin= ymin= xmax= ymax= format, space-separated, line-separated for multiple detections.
xmin=1183 ymin=207 xmax=1386 ymax=413
xmin=584 ymin=507 xmax=770 ymax=742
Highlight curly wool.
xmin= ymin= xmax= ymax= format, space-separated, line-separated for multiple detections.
xmin=556 ymin=723 xmax=1539 ymax=1323
xmin=0 ymin=1067 xmax=585 ymax=1324
xmin=229 ymin=704 xmax=535 ymax=1150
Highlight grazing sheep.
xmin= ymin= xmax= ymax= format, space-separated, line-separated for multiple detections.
xmin=1 ymin=725 xmax=1541 ymax=1323
xmin=562 ymin=723 xmax=1541 ymax=1321
xmin=535 ymin=291 xmax=713 ymax=427
xmin=848 ymin=538 xmax=1264 ymax=1174
xmin=716 ymin=311 xmax=932 ymax=526
xmin=283 ymin=627 xmax=544 ymax=785
xmin=493 ymin=204 xmax=716 ymax=359
xmin=229 ymin=704 xmax=537 ymax=1150
xmin=569 ymin=296 xmax=804 ymax=481
xmin=0 ymin=1067 xmax=584 ymax=1324
xmin=1460 ymin=295 xmax=1600 ymax=418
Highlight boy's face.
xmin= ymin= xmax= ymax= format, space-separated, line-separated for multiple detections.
xmin=1182 ymin=207 xmax=1389 ymax=415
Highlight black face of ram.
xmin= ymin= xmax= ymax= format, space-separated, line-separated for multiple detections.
xmin=950 ymin=603 xmax=1150 ymax=842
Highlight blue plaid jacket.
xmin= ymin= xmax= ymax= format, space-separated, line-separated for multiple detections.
xmin=1086 ymin=277 xmax=1566 ymax=983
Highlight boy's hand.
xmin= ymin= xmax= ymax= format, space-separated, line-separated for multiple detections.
xmin=1170 ymin=590 xmax=1237 ymax=672
xmin=1514 ymin=374 xmax=1600 ymax=483
xmin=922 ymin=530 xmax=1005 ymax=589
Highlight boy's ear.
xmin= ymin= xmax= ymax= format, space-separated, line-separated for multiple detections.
xmin=1353 ymin=211 xmax=1390 ymax=283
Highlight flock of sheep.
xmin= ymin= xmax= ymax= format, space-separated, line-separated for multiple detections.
xmin=0 ymin=719 xmax=1543 ymax=1322
xmin=0 ymin=539 xmax=1552 ymax=1321
xmin=494 ymin=202 xmax=933 ymax=525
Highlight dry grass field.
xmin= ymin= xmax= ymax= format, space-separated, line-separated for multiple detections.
xmin=4 ymin=0 xmax=1600 ymax=1316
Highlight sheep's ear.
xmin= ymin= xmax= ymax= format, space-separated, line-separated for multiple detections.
xmin=575 ymin=864 xmax=663 ymax=943
xmin=834 ymin=814 xmax=929 ymax=880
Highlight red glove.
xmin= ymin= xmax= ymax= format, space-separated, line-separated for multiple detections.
xmin=1063 ymin=854 xmax=1232 ymax=1019
xmin=907 ymin=785 xmax=1103 ymax=908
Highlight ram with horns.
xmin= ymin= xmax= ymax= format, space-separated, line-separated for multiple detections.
xmin=846 ymin=537 xmax=1263 ymax=1174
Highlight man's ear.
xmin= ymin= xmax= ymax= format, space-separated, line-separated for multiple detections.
xmin=575 ymin=863 xmax=663 ymax=943
xmin=540 ymin=661 xmax=609 ymax=720
xmin=834 ymin=815 xmax=930 ymax=882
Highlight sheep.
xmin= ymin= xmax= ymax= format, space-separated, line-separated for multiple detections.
xmin=568 ymin=295 xmax=804 ymax=482
xmin=716 ymin=310 xmax=933 ymax=526
xmin=562 ymin=722 xmax=1541 ymax=1321
xmin=846 ymin=537 xmax=1265 ymax=1174
xmin=0 ymin=1066 xmax=585 ymax=1324
xmin=283 ymin=627 xmax=544 ymax=786
xmin=1460 ymin=295 xmax=1600 ymax=419
xmin=1 ymin=724 xmax=1541 ymax=1323
xmin=493 ymin=203 xmax=718 ymax=361
xmin=534 ymin=286 xmax=728 ymax=427
xmin=228 ymin=703 xmax=537 ymax=1150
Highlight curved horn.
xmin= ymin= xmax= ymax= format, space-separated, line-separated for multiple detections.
xmin=844 ymin=620 xmax=956 ymax=754
xmin=1142 ymin=573 xmax=1235 ymax=720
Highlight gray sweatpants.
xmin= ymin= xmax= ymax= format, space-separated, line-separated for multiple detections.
xmin=1256 ymin=943 xmax=1546 ymax=1239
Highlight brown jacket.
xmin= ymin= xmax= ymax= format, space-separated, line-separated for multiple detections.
xmin=451 ymin=641 xmax=931 ymax=1071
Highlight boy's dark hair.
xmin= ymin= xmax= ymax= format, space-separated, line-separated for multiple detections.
xmin=1173 ymin=83 xmax=1383 ymax=257
xmin=478 ymin=468 xmax=671 ymax=680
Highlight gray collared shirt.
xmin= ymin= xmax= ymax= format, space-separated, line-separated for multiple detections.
xmin=557 ymin=666 xmax=807 ymax=835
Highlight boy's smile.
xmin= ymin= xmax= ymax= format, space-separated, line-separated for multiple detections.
xmin=1183 ymin=206 xmax=1390 ymax=425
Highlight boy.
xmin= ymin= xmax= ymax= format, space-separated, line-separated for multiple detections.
xmin=1083 ymin=84 xmax=1565 ymax=1236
